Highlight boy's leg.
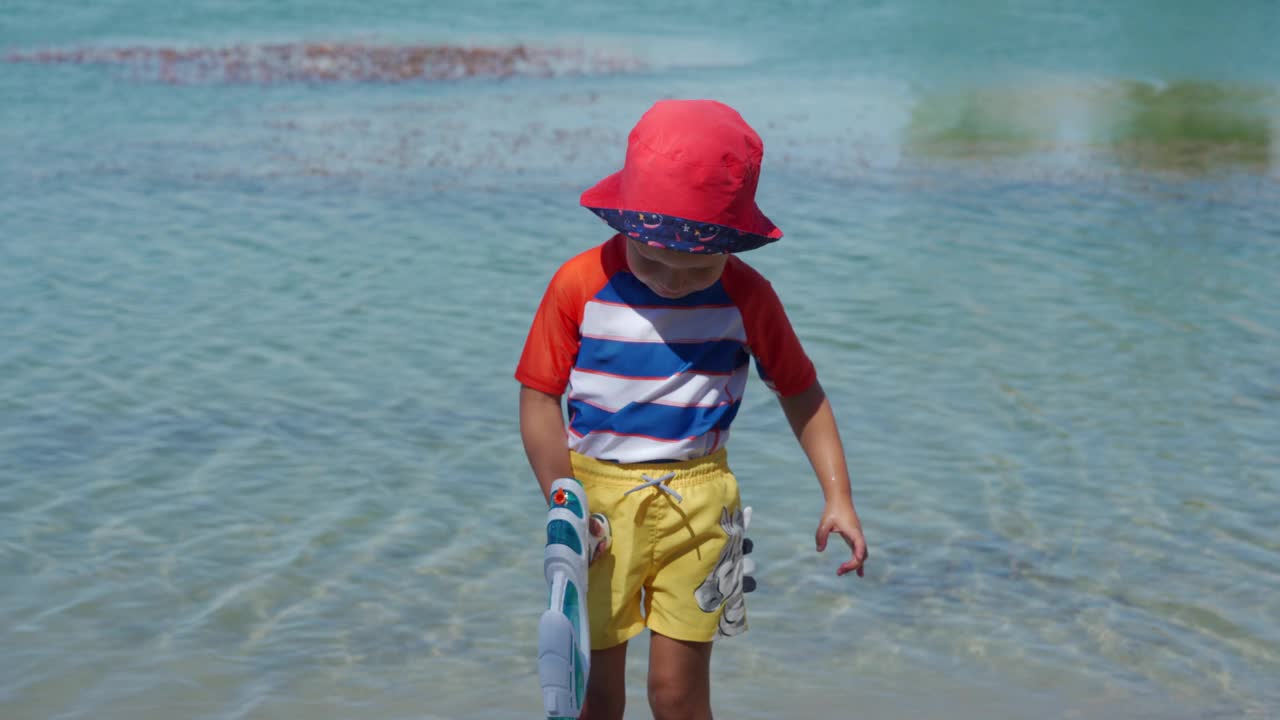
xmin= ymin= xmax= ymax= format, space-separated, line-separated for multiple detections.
xmin=580 ymin=641 xmax=628 ymax=720
xmin=647 ymin=632 xmax=713 ymax=720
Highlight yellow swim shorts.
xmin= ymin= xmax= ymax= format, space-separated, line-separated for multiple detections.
xmin=571 ymin=448 xmax=750 ymax=649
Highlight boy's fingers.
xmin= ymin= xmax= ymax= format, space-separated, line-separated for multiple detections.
xmin=814 ymin=521 xmax=832 ymax=551
xmin=587 ymin=514 xmax=611 ymax=564
xmin=836 ymin=548 xmax=865 ymax=577
xmin=833 ymin=529 xmax=868 ymax=577
xmin=589 ymin=517 xmax=604 ymax=537
xmin=836 ymin=560 xmax=861 ymax=576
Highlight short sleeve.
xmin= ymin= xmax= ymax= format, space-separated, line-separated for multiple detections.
xmin=515 ymin=240 xmax=619 ymax=395
xmin=721 ymin=259 xmax=817 ymax=397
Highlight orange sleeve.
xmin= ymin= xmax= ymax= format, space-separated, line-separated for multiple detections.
xmin=721 ymin=258 xmax=817 ymax=397
xmin=514 ymin=239 xmax=619 ymax=395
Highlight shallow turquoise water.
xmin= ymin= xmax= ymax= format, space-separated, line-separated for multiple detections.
xmin=2 ymin=2 xmax=1279 ymax=719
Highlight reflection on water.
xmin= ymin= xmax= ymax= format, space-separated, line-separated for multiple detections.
xmin=1112 ymin=82 xmax=1273 ymax=170
xmin=907 ymin=80 xmax=1277 ymax=173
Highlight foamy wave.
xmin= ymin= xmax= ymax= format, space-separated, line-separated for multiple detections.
xmin=3 ymin=42 xmax=648 ymax=84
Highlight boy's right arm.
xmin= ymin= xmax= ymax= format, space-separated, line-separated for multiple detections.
xmin=519 ymin=385 xmax=574 ymax=503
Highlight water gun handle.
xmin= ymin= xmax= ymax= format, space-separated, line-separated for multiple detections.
xmin=539 ymin=478 xmax=593 ymax=719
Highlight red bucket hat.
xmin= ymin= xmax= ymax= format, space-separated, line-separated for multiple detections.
xmin=580 ymin=99 xmax=782 ymax=254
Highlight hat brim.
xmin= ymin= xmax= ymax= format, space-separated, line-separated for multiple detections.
xmin=581 ymin=172 xmax=783 ymax=254
xmin=585 ymin=206 xmax=780 ymax=254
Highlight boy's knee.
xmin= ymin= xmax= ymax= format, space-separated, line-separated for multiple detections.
xmin=647 ymin=672 xmax=710 ymax=720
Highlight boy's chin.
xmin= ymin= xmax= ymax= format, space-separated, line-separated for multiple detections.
xmin=648 ymin=285 xmax=691 ymax=299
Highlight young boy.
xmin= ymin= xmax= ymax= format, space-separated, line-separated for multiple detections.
xmin=516 ymin=99 xmax=868 ymax=720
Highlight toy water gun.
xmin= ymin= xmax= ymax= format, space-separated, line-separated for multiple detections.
xmin=538 ymin=478 xmax=609 ymax=720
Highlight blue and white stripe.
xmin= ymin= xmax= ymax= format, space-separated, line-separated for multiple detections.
xmin=567 ymin=276 xmax=751 ymax=463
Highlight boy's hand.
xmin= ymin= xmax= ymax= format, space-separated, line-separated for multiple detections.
xmin=587 ymin=514 xmax=611 ymax=565
xmin=815 ymin=501 xmax=868 ymax=577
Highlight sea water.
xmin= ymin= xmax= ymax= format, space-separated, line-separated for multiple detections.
xmin=2 ymin=1 xmax=1278 ymax=718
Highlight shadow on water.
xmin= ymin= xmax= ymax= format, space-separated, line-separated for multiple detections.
xmin=906 ymin=80 xmax=1278 ymax=174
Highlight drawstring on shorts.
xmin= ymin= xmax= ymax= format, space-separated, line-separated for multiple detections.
xmin=622 ymin=472 xmax=683 ymax=503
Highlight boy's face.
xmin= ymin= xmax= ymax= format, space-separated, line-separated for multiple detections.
xmin=625 ymin=239 xmax=729 ymax=299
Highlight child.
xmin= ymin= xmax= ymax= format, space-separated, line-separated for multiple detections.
xmin=516 ymin=99 xmax=868 ymax=720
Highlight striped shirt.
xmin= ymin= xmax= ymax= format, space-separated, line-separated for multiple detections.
xmin=516 ymin=235 xmax=816 ymax=463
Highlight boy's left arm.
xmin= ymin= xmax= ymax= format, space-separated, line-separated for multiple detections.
xmin=778 ymin=380 xmax=869 ymax=577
